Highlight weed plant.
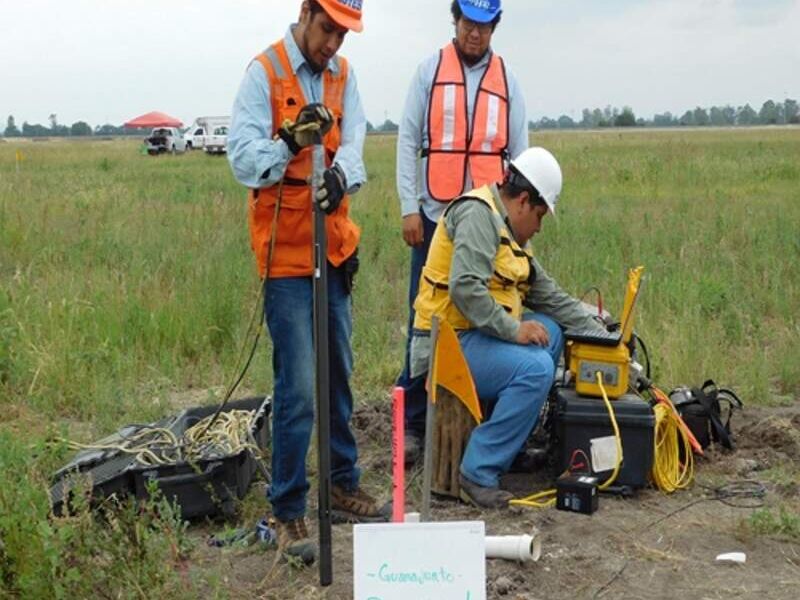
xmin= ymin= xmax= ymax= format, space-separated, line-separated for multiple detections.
xmin=0 ymin=432 xmax=196 ymax=598
xmin=746 ymin=505 xmax=800 ymax=540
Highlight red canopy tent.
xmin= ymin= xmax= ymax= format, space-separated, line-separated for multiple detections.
xmin=124 ymin=111 xmax=183 ymax=129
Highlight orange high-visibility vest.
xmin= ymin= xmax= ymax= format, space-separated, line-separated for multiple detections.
xmin=248 ymin=40 xmax=360 ymax=279
xmin=426 ymin=42 xmax=510 ymax=203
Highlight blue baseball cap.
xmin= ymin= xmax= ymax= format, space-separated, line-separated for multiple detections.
xmin=457 ymin=0 xmax=502 ymax=24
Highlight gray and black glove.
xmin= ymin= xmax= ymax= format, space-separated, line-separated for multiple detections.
xmin=315 ymin=164 xmax=347 ymax=214
xmin=277 ymin=103 xmax=334 ymax=155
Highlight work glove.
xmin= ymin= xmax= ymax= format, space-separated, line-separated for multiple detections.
xmin=277 ymin=103 xmax=334 ymax=155
xmin=315 ymin=164 xmax=347 ymax=214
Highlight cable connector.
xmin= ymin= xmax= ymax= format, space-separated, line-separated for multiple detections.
xmin=629 ymin=360 xmax=651 ymax=390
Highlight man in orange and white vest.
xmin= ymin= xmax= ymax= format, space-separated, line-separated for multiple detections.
xmin=227 ymin=0 xmax=387 ymax=566
xmin=396 ymin=0 xmax=529 ymax=463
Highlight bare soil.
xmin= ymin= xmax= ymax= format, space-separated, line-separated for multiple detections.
xmin=190 ymin=400 xmax=800 ymax=599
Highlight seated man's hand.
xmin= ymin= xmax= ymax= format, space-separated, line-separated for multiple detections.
xmin=515 ymin=320 xmax=550 ymax=346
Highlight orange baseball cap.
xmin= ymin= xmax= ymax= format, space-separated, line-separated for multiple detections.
xmin=317 ymin=0 xmax=364 ymax=32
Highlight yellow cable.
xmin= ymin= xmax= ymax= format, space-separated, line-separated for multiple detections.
xmin=510 ymin=373 xmax=697 ymax=507
xmin=509 ymin=488 xmax=557 ymax=509
xmin=650 ymin=400 xmax=694 ymax=492
xmin=596 ymin=373 xmax=622 ymax=491
xmin=511 ymin=372 xmax=623 ymax=509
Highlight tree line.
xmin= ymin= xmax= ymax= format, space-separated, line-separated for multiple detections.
xmin=531 ymin=98 xmax=799 ymax=130
xmin=2 ymin=114 xmax=144 ymax=138
xmin=4 ymin=98 xmax=798 ymax=138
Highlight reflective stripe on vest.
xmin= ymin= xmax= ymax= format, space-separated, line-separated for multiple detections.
xmin=247 ymin=40 xmax=360 ymax=279
xmin=426 ymin=43 xmax=510 ymax=203
xmin=413 ymin=185 xmax=532 ymax=332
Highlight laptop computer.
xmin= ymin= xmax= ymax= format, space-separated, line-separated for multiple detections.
xmin=564 ymin=267 xmax=644 ymax=347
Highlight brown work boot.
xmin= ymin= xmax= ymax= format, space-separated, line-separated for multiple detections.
xmin=274 ymin=516 xmax=316 ymax=566
xmin=458 ymin=474 xmax=513 ymax=509
xmin=331 ymin=485 xmax=392 ymax=524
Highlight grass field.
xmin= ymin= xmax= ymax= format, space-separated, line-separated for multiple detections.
xmin=1 ymin=128 xmax=799 ymax=596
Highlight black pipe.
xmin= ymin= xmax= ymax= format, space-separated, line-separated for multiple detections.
xmin=312 ymin=146 xmax=333 ymax=586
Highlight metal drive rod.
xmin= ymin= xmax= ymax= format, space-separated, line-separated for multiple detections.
xmin=312 ymin=144 xmax=333 ymax=586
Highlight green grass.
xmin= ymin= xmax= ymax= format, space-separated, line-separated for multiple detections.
xmin=1 ymin=129 xmax=799 ymax=594
xmin=745 ymin=505 xmax=800 ymax=540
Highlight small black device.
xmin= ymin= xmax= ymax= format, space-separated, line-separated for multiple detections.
xmin=556 ymin=473 xmax=599 ymax=515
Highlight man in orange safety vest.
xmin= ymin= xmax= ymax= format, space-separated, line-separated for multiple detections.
xmin=227 ymin=0 xmax=388 ymax=567
xmin=395 ymin=0 xmax=530 ymax=464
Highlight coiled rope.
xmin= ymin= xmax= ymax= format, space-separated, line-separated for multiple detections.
xmin=63 ymin=410 xmax=260 ymax=467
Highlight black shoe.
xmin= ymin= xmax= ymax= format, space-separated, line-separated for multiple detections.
xmin=509 ymin=447 xmax=549 ymax=473
xmin=458 ymin=474 xmax=513 ymax=509
xmin=404 ymin=433 xmax=423 ymax=466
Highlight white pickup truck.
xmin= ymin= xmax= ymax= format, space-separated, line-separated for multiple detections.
xmin=145 ymin=127 xmax=186 ymax=155
xmin=204 ymin=125 xmax=229 ymax=155
xmin=184 ymin=116 xmax=230 ymax=150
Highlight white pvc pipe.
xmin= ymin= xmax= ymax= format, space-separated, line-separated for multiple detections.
xmin=485 ymin=531 xmax=541 ymax=563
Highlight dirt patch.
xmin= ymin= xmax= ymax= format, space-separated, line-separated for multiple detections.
xmin=188 ymin=399 xmax=800 ymax=599
xmin=738 ymin=410 xmax=800 ymax=460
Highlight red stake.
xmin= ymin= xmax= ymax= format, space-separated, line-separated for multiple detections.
xmin=392 ymin=386 xmax=405 ymax=522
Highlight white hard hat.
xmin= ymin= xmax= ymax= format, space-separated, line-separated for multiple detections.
xmin=508 ymin=147 xmax=563 ymax=215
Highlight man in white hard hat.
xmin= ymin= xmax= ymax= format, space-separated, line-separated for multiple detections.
xmin=410 ymin=147 xmax=607 ymax=509
xmin=396 ymin=0 xmax=530 ymax=464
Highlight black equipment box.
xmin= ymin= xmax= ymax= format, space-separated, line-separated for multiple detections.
xmin=51 ymin=397 xmax=271 ymax=519
xmin=553 ymin=387 xmax=654 ymax=489
xmin=556 ymin=473 xmax=599 ymax=514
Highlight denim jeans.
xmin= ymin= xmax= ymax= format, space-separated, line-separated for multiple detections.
xmin=396 ymin=209 xmax=438 ymax=438
xmin=459 ymin=313 xmax=564 ymax=488
xmin=264 ymin=265 xmax=360 ymax=521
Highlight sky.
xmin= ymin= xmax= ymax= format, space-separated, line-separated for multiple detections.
xmin=1 ymin=0 xmax=798 ymax=128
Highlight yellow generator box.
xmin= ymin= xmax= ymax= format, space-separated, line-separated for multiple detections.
xmin=567 ymin=341 xmax=630 ymax=399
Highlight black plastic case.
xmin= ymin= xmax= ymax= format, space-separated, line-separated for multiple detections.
xmin=553 ymin=387 xmax=654 ymax=489
xmin=51 ymin=397 xmax=271 ymax=519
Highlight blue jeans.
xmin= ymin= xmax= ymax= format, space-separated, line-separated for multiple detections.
xmin=460 ymin=313 xmax=564 ymax=488
xmin=264 ymin=265 xmax=360 ymax=521
xmin=396 ymin=209 xmax=438 ymax=438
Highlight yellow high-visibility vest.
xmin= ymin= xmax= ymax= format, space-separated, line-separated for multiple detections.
xmin=413 ymin=185 xmax=532 ymax=332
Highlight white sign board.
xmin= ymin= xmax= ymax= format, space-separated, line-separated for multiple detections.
xmin=353 ymin=521 xmax=486 ymax=600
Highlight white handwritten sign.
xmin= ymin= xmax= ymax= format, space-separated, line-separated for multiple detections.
xmin=353 ymin=521 xmax=486 ymax=600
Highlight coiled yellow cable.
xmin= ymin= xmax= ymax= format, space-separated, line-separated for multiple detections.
xmin=650 ymin=400 xmax=694 ymax=492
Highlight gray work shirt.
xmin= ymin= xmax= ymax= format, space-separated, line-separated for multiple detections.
xmin=409 ymin=184 xmax=605 ymax=378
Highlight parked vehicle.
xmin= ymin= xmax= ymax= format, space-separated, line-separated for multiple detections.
xmin=184 ymin=116 xmax=230 ymax=150
xmin=145 ymin=127 xmax=186 ymax=155
xmin=204 ymin=126 xmax=229 ymax=155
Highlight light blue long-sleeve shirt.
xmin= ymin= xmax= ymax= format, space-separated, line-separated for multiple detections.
xmin=397 ymin=45 xmax=529 ymax=223
xmin=227 ymin=27 xmax=367 ymax=193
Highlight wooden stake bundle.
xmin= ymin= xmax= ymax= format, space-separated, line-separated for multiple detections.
xmin=431 ymin=386 xmax=477 ymax=498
